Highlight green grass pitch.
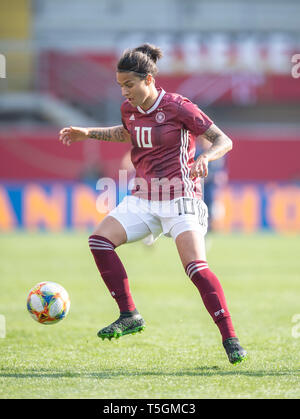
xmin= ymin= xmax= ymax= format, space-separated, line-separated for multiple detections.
xmin=0 ymin=232 xmax=299 ymax=399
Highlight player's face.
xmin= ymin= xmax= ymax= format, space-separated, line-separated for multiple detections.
xmin=117 ymin=72 xmax=152 ymax=108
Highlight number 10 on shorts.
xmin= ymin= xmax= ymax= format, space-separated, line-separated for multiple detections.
xmin=175 ymin=197 xmax=195 ymax=215
xmin=0 ymin=315 xmax=6 ymax=338
xmin=175 ymin=197 xmax=207 ymax=227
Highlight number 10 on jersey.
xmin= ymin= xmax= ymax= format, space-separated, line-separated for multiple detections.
xmin=134 ymin=127 xmax=152 ymax=148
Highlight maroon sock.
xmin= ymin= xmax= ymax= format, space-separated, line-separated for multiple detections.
xmin=88 ymin=235 xmax=136 ymax=312
xmin=185 ymin=260 xmax=236 ymax=342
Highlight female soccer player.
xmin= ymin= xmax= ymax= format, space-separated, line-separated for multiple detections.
xmin=59 ymin=44 xmax=247 ymax=364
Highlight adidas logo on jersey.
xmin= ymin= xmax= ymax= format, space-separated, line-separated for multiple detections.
xmin=129 ymin=114 xmax=135 ymax=120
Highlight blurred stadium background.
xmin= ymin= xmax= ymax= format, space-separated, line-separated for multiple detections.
xmin=1 ymin=0 xmax=300 ymax=234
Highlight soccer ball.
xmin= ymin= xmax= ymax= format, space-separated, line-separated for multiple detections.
xmin=27 ymin=281 xmax=70 ymax=325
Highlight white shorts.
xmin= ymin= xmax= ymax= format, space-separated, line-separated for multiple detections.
xmin=109 ymin=195 xmax=208 ymax=243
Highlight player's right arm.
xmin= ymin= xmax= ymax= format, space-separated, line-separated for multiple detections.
xmin=59 ymin=125 xmax=131 ymax=146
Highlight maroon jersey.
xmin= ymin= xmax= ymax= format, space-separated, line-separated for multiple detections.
xmin=121 ymin=87 xmax=213 ymax=200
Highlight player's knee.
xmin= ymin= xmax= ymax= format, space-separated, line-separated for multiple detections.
xmin=92 ymin=216 xmax=127 ymax=247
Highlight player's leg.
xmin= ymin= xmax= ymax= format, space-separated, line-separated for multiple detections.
xmin=175 ymin=230 xmax=236 ymax=339
xmin=89 ymin=215 xmax=147 ymax=340
xmin=89 ymin=196 xmax=162 ymax=340
xmin=89 ymin=215 xmax=134 ymax=311
xmin=92 ymin=214 xmax=127 ymax=247
xmin=173 ymin=228 xmax=247 ymax=364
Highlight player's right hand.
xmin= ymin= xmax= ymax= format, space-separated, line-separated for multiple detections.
xmin=59 ymin=126 xmax=88 ymax=146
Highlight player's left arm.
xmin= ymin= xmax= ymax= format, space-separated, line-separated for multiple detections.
xmin=190 ymin=124 xmax=232 ymax=178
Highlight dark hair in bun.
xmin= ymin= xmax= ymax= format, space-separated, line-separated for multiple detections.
xmin=117 ymin=43 xmax=163 ymax=78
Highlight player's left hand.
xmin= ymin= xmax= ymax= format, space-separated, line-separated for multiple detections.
xmin=190 ymin=155 xmax=209 ymax=178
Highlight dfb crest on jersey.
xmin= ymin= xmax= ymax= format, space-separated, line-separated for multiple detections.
xmin=155 ymin=111 xmax=165 ymax=123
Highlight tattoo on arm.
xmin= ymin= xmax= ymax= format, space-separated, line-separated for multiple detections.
xmin=89 ymin=126 xmax=130 ymax=142
xmin=201 ymin=126 xmax=220 ymax=143
xmin=199 ymin=124 xmax=232 ymax=161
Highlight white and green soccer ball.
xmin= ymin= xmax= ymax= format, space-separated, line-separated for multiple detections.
xmin=27 ymin=282 xmax=70 ymax=325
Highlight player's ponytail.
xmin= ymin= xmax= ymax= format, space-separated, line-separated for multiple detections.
xmin=117 ymin=43 xmax=163 ymax=78
xmin=133 ymin=44 xmax=163 ymax=64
